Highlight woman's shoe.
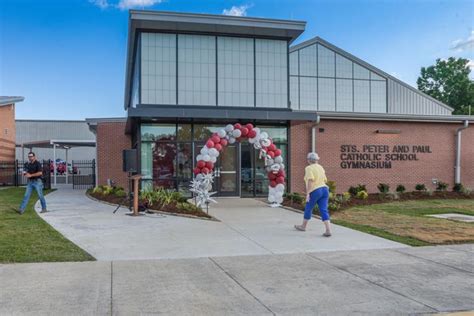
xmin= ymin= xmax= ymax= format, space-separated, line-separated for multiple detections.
xmin=323 ymin=232 xmax=332 ymax=237
xmin=294 ymin=225 xmax=306 ymax=231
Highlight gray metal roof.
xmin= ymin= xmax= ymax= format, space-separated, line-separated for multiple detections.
xmin=290 ymin=36 xmax=454 ymax=113
xmin=316 ymin=111 xmax=473 ymax=123
xmin=124 ymin=10 xmax=306 ymax=110
xmin=15 ymin=120 xmax=95 ymax=144
xmin=0 ymin=96 xmax=24 ymax=106
xmin=17 ymin=139 xmax=96 ymax=149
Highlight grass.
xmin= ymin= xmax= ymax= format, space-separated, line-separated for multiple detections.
xmin=0 ymin=187 xmax=95 ymax=263
xmin=332 ymin=199 xmax=474 ymax=246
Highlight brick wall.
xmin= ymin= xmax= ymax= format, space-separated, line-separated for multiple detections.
xmin=290 ymin=119 xmax=474 ymax=194
xmin=0 ymin=104 xmax=16 ymax=161
xmin=96 ymin=122 xmax=131 ymax=190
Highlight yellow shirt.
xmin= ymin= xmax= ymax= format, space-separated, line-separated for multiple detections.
xmin=304 ymin=163 xmax=328 ymax=193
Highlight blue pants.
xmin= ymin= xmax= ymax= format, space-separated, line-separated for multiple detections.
xmin=304 ymin=187 xmax=330 ymax=221
xmin=19 ymin=179 xmax=47 ymax=213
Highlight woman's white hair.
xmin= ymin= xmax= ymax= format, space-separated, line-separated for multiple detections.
xmin=307 ymin=152 xmax=320 ymax=162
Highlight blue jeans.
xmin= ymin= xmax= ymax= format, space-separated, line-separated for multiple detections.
xmin=19 ymin=179 xmax=47 ymax=213
xmin=304 ymin=186 xmax=330 ymax=221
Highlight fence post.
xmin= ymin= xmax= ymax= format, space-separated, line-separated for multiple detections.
xmin=92 ymin=159 xmax=96 ymax=188
xmin=14 ymin=160 xmax=18 ymax=187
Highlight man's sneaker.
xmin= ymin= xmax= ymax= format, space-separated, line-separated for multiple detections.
xmin=18 ymin=209 xmax=25 ymax=215
xmin=40 ymin=209 xmax=48 ymax=213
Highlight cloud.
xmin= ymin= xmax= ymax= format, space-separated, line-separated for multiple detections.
xmin=117 ymin=0 xmax=162 ymax=9
xmin=451 ymin=31 xmax=474 ymax=52
xmin=468 ymin=59 xmax=474 ymax=70
xmin=222 ymin=4 xmax=252 ymax=17
xmin=89 ymin=0 xmax=109 ymax=9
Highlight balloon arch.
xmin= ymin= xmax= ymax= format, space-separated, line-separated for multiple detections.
xmin=190 ymin=123 xmax=286 ymax=208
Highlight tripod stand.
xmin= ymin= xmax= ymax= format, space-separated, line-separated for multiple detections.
xmin=113 ymin=172 xmax=134 ymax=214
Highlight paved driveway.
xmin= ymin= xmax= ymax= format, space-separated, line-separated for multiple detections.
xmin=35 ymin=188 xmax=405 ymax=261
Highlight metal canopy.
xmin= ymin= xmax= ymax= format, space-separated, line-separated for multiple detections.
xmin=17 ymin=139 xmax=96 ymax=149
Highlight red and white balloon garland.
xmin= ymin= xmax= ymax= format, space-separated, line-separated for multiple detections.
xmin=190 ymin=123 xmax=285 ymax=207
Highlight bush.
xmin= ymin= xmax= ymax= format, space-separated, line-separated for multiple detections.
xmin=377 ymin=183 xmax=390 ymax=194
xmin=102 ymin=185 xmax=114 ymax=196
xmin=177 ymin=202 xmax=202 ymax=212
xmin=288 ymin=192 xmax=304 ymax=204
xmin=92 ymin=186 xmax=103 ymax=195
xmin=342 ymin=192 xmax=351 ymax=203
xmin=461 ymin=187 xmax=473 ymax=197
xmin=356 ymin=190 xmax=369 ymax=200
xmin=453 ymin=183 xmax=465 ymax=193
xmin=348 ymin=184 xmax=367 ymax=196
xmin=328 ymin=201 xmax=340 ymax=212
xmin=326 ymin=180 xmax=336 ymax=193
xmin=415 ymin=184 xmax=426 ymax=192
xmin=436 ymin=181 xmax=448 ymax=192
xmin=396 ymin=184 xmax=406 ymax=194
xmin=115 ymin=189 xmax=127 ymax=198
xmin=171 ymin=191 xmax=188 ymax=203
xmin=140 ymin=187 xmax=176 ymax=208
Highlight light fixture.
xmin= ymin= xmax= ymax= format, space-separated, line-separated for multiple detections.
xmin=376 ymin=129 xmax=401 ymax=134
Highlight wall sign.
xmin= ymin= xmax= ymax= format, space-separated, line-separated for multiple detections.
xmin=340 ymin=145 xmax=432 ymax=169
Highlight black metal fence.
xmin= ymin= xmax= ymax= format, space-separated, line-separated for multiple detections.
xmin=0 ymin=160 xmax=51 ymax=189
xmin=72 ymin=159 xmax=96 ymax=189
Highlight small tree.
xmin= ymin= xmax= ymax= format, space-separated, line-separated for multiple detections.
xmin=377 ymin=183 xmax=390 ymax=194
xmin=415 ymin=184 xmax=427 ymax=192
xmin=396 ymin=184 xmax=406 ymax=194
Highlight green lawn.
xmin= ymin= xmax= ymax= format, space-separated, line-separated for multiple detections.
xmin=0 ymin=187 xmax=95 ymax=263
xmin=332 ymin=199 xmax=474 ymax=246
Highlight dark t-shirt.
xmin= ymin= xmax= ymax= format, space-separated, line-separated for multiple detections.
xmin=24 ymin=160 xmax=43 ymax=180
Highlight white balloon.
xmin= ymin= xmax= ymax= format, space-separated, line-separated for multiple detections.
xmin=232 ymin=129 xmax=242 ymax=138
xmin=271 ymin=163 xmax=281 ymax=172
xmin=228 ymin=137 xmax=236 ymax=144
xmin=276 ymin=184 xmax=285 ymax=192
xmin=265 ymin=158 xmax=274 ymax=166
xmin=209 ymin=148 xmax=219 ymax=157
xmin=196 ymin=154 xmax=203 ymax=161
xmin=276 ymin=196 xmax=283 ymax=204
xmin=266 ymin=166 xmax=272 ymax=172
xmin=253 ymin=127 xmax=260 ymax=134
xmin=200 ymin=147 xmax=209 ymax=155
xmin=196 ymin=174 xmax=204 ymax=181
xmin=203 ymin=154 xmax=211 ymax=162
xmin=274 ymin=156 xmax=283 ymax=164
xmin=225 ymin=124 xmax=234 ymax=132
xmin=248 ymin=137 xmax=256 ymax=144
xmin=280 ymin=163 xmax=285 ymax=170
xmin=253 ymin=142 xmax=262 ymax=150
xmin=210 ymin=156 xmax=217 ymax=163
xmin=261 ymin=138 xmax=271 ymax=147
xmin=268 ymin=194 xmax=276 ymax=203
xmin=217 ymin=129 xmax=227 ymax=138
xmin=260 ymin=132 xmax=269 ymax=140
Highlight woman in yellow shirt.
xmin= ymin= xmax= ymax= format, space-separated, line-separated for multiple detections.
xmin=294 ymin=152 xmax=332 ymax=237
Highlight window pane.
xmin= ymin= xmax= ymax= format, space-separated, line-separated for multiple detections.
xmin=317 ymin=44 xmax=335 ymax=77
xmin=178 ymin=34 xmax=216 ymax=106
xmin=256 ymin=39 xmax=288 ymax=108
xmin=354 ymin=80 xmax=370 ymax=112
xmin=141 ymin=124 xmax=176 ymax=141
xmin=318 ymin=78 xmax=335 ymax=111
xmin=141 ymin=142 xmax=153 ymax=180
xmin=141 ymin=33 xmax=176 ymax=105
xmin=370 ymin=71 xmax=385 ymax=81
xmin=259 ymin=126 xmax=287 ymax=142
xmin=217 ymin=37 xmax=254 ymax=107
xmin=290 ymin=76 xmax=299 ymax=109
xmin=300 ymin=77 xmax=317 ymax=111
xmin=153 ymin=142 xmax=176 ymax=182
xmin=336 ymin=79 xmax=353 ymax=112
xmin=289 ymin=51 xmax=299 ymax=76
xmin=177 ymin=124 xmax=192 ymax=141
xmin=336 ymin=54 xmax=352 ymax=79
xmin=299 ymin=44 xmax=317 ymax=76
xmin=370 ymin=80 xmax=387 ymax=113
xmin=177 ymin=143 xmax=192 ymax=178
xmin=193 ymin=124 xmax=222 ymax=141
xmin=353 ymin=63 xmax=369 ymax=79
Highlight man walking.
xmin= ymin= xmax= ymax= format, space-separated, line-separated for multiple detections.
xmin=18 ymin=152 xmax=47 ymax=214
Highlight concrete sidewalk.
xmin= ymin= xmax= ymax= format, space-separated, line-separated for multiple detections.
xmin=1 ymin=245 xmax=473 ymax=315
xmin=34 ymin=189 xmax=405 ymax=261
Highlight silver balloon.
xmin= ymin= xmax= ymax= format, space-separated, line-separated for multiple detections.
xmin=274 ymin=156 xmax=283 ymax=164
xmin=225 ymin=124 xmax=234 ymax=132
xmin=196 ymin=154 xmax=203 ymax=161
xmin=228 ymin=137 xmax=236 ymax=144
xmin=232 ymin=129 xmax=242 ymax=138
xmin=200 ymin=147 xmax=209 ymax=155
xmin=210 ymin=156 xmax=217 ymax=163
xmin=208 ymin=148 xmax=219 ymax=157
xmin=203 ymin=154 xmax=211 ymax=162
xmin=217 ymin=129 xmax=227 ymax=138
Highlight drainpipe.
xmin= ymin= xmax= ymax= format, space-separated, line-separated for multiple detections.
xmin=311 ymin=114 xmax=321 ymax=153
xmin=455 ymin=120 xmax=469 ymax=184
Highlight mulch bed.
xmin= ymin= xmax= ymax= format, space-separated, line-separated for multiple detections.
xmin=88 ymin=192 xmax=213 ymax=219
xmin=283 ymin=191 xmax=474 ymax=212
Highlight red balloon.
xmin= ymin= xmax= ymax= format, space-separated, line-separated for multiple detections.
xmin=246 ymin=123 xmax=254 ymax=130
xmin=267 ymin=151 xmax=275 ymax=159
xmin=220 ymin=139 xmax=228 ymax=147
xmin=215 ymin=143 xmax=223 ymax=151
xmin=274 ymin=149 xmax=282 ymax=157
xmin=268 ymin=144 xmax=276 ymax=151
xmin=240 ymin=127 xmax=249 ymax=137
xmin=277 ymin=169 xmax=286 ymax=177
xmin=206 ymin=140 xmax=215 ymax=148
xmin=211 ymin=135 xmax=221 ymax=144
xmin=276 ymin=176 xmax=285 ymax=184
xmin=197 ymin=160 xmax=205 ymax=168
xmin=205 ymin=161 xmax=214 ymax=169
xmin=268 ymin=172 xmax=277 ymax=180
xmin=234 ymin=123 xmax=242 ymax=129
xmin=248 ymin=129 xmax=257 ymax=138
xmin=201 ymin=167 xmax=210 ymax=174
xmin=270 ymin=180 xmax=277 ymax=188
xmin=193 ymin=167 xmax=201 ymax=175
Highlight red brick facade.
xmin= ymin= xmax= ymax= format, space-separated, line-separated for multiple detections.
xmin=290 ymin=120 xmax=474 ymax=194
xmin=96 ymin=122 xmax=131 ymax=190
xmin=0 ymin=104 xmax=16 ymax=161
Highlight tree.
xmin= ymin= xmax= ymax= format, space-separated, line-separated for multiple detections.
xmin=417 ymin=57 xmax=474 ymax=115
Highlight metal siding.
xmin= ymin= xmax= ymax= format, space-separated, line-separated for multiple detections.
xmin=15 ymin=121 xmax=95 ymax=144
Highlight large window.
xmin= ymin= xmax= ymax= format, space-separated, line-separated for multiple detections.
xmin=336 ymin=79 xmax=352 ymax=112
xmin=371 ymin=80 xmax=386 ymax=113
xmin=217 ymin=37 xmax=254 ymax=107
xmin=354 ymin=80 xmax=370 ymax=112
xmin=289 ymin=76 xmax=299 ymax=109
xmin=318 ymin=45 xmax=335 ymax=77
xmin=178 ymin=34 xmax=216 ymax=106
xmin=299 ymin=77 xmax=317 ymax=111
xmin=299 ymin=44 xmax=317 ymax=76
xmin=256 ymin=39 xmax=288 ymax=108
xmin=318 ymin=78 xmax=335 ymax=111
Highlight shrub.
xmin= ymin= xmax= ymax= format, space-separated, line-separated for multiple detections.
xmin=171 ymin=191 xmax=187 ymax=203
xmin=92 ymin=186 xmax=103 ymax=195
xmin=328 ymin=201 xmax=340 ymax=212
xmin=415 ymin=184 xmax=426 ymax=191
xmin=426 ymin=189 xmax=434 ymax=196
xmin=140 ymin=187 xmax=175 ymax=208
xmin=102 ymin=185 xmax=114 ymax=196
xmin=453 ymin=183 xmax=465 ymax=193
xmin=115 ymin=189 xmax=127 ymax=198
xmin=436 ymin=181 xmax=449 ymax=192
xmin=461 ymin=187 xmax=472 ymax=197
xmin=177 ymin=202 xmax=202 ymax=212
xmin=377 ymin=183 xmax=390 ymax=194
xmin=326 ymin=180 xmax=337 ymax=193
xmin=342 ymin=192 xmax=351 ymax=203
xmin=290 ymin=192 xmax=304 ymax=204
xmin=348 ymin=184 xmax=367 ymax=196
xmin=396 ymin=184 xmax=406 ymax=194
xmin=356 ymin=190 xmax=369 ymax=200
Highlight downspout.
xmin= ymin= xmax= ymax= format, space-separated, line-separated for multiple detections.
xmin=311 ymin=114 xmax=321 ymax=153
xmin=455 ymin=120 xmax=469 ymax=184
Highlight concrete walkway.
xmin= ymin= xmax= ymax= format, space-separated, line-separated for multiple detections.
xmin=35 ymin=188 xmax=405 ymax=260
xmin=1 ymin=245 xmax=473 ymax=315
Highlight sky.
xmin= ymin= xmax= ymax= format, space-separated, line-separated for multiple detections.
xmin=1 ymin=0 xmax=473 ymax=120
